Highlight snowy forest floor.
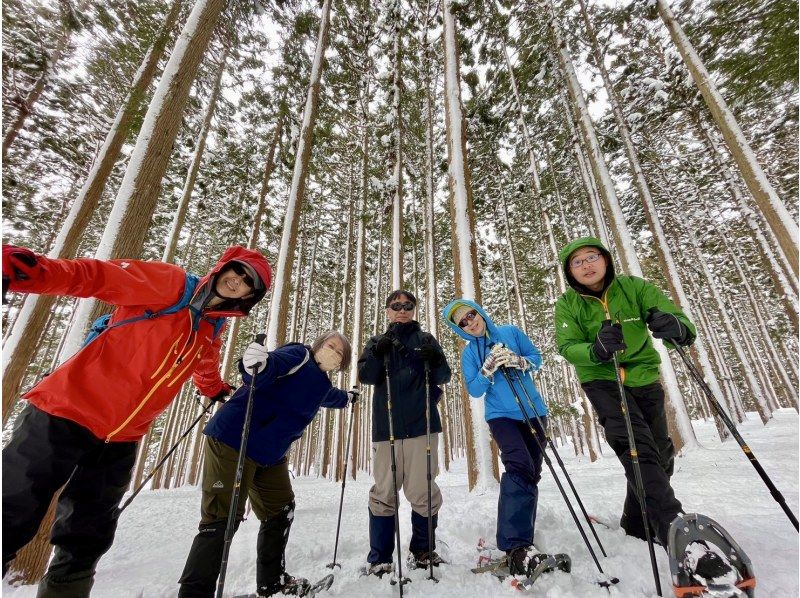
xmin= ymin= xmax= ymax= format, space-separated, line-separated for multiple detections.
xmin=5 ymin=409 xmax=798 ymax=597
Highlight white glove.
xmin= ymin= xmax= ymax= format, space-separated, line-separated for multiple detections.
xmin=481 ymin=354 xmax=501 ymax=378
xmin=242 ymin=341 xmax=268 ymax=374
xmin=491 ymin=344 xmax=529 ymax=371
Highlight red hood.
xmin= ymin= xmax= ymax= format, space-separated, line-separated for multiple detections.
xmin=198 ymin=246 xmax=272 ymax=317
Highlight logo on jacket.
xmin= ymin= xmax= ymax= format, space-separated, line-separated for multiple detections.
xmin=212 ymin=480 xmax=224 ymax=489
xmin=119 ymin=262 xmax=130 ymax=269
xmin=561 ymin=322 xmax=568 ymax=328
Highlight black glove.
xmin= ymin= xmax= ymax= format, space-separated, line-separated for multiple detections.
xmin=593 ymin=322 xmax=626 ymax=362
xmin=416 ymin=343 xmax=443 ymax=365
xmin=347 ymin=388 xmax=360 ymax=404
xmin=646 ymin=309 xmax=688 ymax=344
xmin=209 ymin=382 xmax=233 ymax=404
xmin=372 ymin=335 xmax=394 ymax=357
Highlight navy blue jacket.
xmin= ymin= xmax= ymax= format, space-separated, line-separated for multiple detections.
xmin=358 ymin=320 xmax=451 ymax=442
xmin=204 ymin=343 xmax=348 ymax=467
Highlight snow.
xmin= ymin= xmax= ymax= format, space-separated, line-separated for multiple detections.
xmin=5 ymin=411 xmax=797 ymax=597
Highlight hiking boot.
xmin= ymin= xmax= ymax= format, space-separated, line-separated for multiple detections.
xmin=361 ymin=562 xmax=393 ymax=578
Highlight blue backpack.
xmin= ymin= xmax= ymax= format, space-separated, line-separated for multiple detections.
xmin=82 ymin=273 xmax=203 ymax=347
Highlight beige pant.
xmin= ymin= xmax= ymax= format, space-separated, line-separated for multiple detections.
xmin=369 ymin=434 xmax=443 ymax=517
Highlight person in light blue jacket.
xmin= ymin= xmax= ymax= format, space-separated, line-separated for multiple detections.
xmin=442 ymin=299 xmax=549 ymax=575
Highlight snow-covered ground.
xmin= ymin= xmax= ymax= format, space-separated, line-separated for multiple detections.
xmin=5 ymin=410 xmax=798 ymax=597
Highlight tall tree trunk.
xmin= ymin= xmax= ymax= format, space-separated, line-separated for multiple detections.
xmin=59 ymin=0 xmax=228 ymax=362
xmin=163 ymin=44 xmax=230 ymax=263
xmin=692 ymin=115 xmax=798 ymax=332
xmin=2 ymin=0 xmax=91 ymax=159
xmin=442 ymin=0 xmax=494 ymax=491
xmin=547 ymin=0 xmax=696 ymax=450
xmin=265 ymin=0 xmax=333 ymax=349
xmin=390 ymin=0 xmax=404 ymax=289
xmin=2 ymin=0 xmax=184 ymax=421
xmin=655 ymin=0 xmax=797 ymax=278
xmin=501 ymin=39 xmax=541 ymax=194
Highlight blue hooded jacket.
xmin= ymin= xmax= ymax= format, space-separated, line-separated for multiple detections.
xmin=204 ymin=342 xmax=348 ymax=467
xmin=441 ymin=299 xmax=548 ymax=422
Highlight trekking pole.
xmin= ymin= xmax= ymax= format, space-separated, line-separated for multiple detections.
xmin=652 ymin=309 xmax=800 ymax=532
xmin=216 ymin=334 xmax=266 ymax=598
xmin=327 ymin=391 xmax=358 ymax=569
xmin=508 ymin=366 xmax=609 ymax=558
xmin=384 ymin=354 xmax=409 ymax=595
xmin=605 ymin=319 xmax=661 ymax=597
xmin=423 ymin=362 xmax=437 ymax=582
xmin=120 ymin=399 xmax=214 ymax=513
xmin=498 ymin=367 xmax=617 ymax=586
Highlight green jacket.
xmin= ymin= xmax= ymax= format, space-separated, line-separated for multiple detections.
xmin=554 ymin=237 xmax=696 ymax=387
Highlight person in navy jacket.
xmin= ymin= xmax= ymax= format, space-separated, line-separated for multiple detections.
xmin=178 ymin=331 xmax=356 ymax=598
xmin=358 ymin=290 xmax=451 ymax=575
xmin=442 ymin=299 xmax=550 ymax=576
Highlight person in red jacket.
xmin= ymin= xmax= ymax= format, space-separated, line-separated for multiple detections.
xmin=1 ymin=244 xmax=271 ymax=598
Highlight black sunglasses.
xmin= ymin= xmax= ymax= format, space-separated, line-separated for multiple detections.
xmin=229 ymin=263 xmax=255 ymax=288
xmin=389 ymin=301 xmax=415 ymax=312
xmin=458 ymin=309 xmax=478 ymax=328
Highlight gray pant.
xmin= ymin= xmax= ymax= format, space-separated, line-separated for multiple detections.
xmin=369 ymin=434 xmax=442 ymax=517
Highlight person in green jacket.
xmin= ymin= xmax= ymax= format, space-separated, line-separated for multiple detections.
xmin=554 ymin=237 xmax=696 ymax=548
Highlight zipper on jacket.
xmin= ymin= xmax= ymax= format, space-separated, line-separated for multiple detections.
xmin=106 ymin=313 xmax=199 ymax=442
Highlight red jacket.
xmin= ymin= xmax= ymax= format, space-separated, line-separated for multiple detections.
xmin=8 ymin=246 xmax=271 ymax=442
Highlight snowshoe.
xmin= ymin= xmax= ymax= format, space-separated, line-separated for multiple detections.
xmin=407 ymin=550 xmax=447 ymax=569
xmin=233 ymin=572 xmax=333 ymax=598
xmin=472 ymin=547 xmax=571 ymax=590
xmin=667 ymin=513 xmax=755 ymax=597
xmin=358 ymin=562 xmax=393 ymax=578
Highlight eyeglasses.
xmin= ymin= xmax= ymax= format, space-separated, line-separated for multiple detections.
xmin=229 ymin=263 xmax=255 ymax=288
xmin=458 ymin=309 xmax=479 ymax=328
xmin=569 ymin=253 xmax=602 ymax=269
xmin=389 ymin=301 xmax=415 ymax=312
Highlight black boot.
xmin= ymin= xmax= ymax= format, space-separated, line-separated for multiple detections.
xmin=256 ymin=503 xmax=295 ymax=593
xmin=178 ymin=521 xmax=228 ymax=597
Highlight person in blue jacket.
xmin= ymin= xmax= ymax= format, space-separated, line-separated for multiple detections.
xmin=178 ymin=331 xmax=357 ymax=598
xmin=442 ymin=299 xmax=550 ymax=576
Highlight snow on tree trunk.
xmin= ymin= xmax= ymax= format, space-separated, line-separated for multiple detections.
xmin=1 ymin=0 xmax=184 ymax=421
xmin=420 ymin=8 xmax=449 ymax=470
xmin=59 ymin=0 xmax=228 ymax=362
xmin=265 ymin=0 xmax=333 ymax=350
xmin=547 ymin=0 xmax=696 ymax=450
xmin=163 ymin=45 xmax=230 ymax=263
xmin=442 ymin=0 xmax=495 ymax=491
xmin=655 ymin=0 xmax=798 ymax=279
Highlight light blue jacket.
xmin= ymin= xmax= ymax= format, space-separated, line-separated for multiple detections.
xmin=441 ymin=299 xmax=548 ymax=422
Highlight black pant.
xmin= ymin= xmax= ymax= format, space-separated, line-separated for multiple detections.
xmin=582 ymin=380 xmax=682 ymax=546
xmin=2 ymin=404 xmax=136 ymax=587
